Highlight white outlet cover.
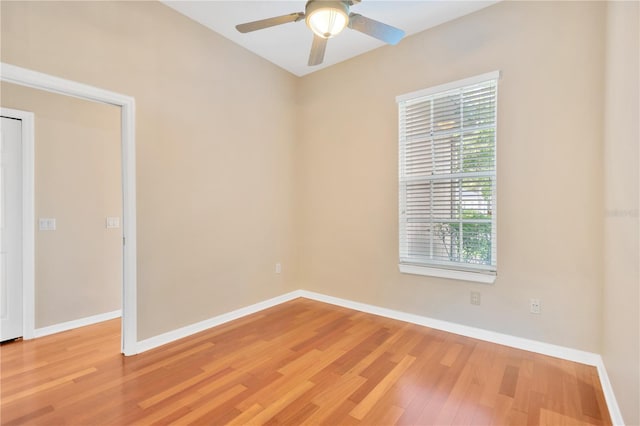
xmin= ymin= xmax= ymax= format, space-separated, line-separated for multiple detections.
xmin=530 ymin=298 xmax=541 ymax=314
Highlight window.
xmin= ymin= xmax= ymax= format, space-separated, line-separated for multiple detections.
xmin=397 ymin=71 xmax=499 ymax=283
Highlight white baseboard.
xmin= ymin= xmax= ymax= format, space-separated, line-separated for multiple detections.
xmin=594 ymin=357 xmax=625 ymax=425
xmin=135 ymin=291 xmax=302 ymax=354
xmin=34 ymin=309 xmax=122 ymax=338
xmin=297 ymin=290 xmax=623 ymax=425
xmin=297 ymin=290 xmax=602 ymax=366
xmin=132 ymin=289 xmax=623 ymax=425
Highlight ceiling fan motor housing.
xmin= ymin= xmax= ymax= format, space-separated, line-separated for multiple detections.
xmin=305 ymin=0 xmax=350 ymax=39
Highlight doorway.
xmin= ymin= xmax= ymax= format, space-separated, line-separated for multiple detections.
xmin=3 ymin=88 xmax=123 ymax=342
xmin=0 ymin=62 xmax=138 ymax=355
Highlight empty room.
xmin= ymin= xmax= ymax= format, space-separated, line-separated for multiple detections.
xmin=0 ymin=1 xmax=638 ymax=425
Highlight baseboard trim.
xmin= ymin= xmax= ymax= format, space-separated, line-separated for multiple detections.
xmin=297 ymin=290 xmax=623 ymax=425
xmin=131 ymin=289 xmax=623 ymax=424
xmin=135 ymin=291 xmax=302 ymax=354
xmin=297 ymin=290 xmax=601 ymax=366
xmin=595 ymin=357 xmax=625 ymax=425
xmin=34 ymin=309 xmax=122 ymax=338
xmin=133 ymin=288 xmax=602 ymax=365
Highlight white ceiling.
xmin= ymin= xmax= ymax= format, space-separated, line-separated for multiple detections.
xmin=162 ymin=1 xmax=499 ymax=77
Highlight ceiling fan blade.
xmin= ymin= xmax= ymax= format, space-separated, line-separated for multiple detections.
xmin=348 ymin=13 xmax=405 ymax=45
xmin=308 ymin=34 xmax=328 ymax=66
xmin=236 ymin=12 xmax=304 ymax=33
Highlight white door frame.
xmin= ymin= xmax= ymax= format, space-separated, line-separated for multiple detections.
xmin=0 ymin=62 xmax=138 ymax=355
xmin=1 ymin=107 xmax=34 ymax=340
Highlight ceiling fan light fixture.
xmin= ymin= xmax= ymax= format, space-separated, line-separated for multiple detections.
xmin=235 ymin=0 xmax=406 ymax=67
xmin=305 ymin=1 xmax=349 ymax=39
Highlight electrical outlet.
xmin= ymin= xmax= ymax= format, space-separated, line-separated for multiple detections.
xmin=530 ymin=298 xmax=541 ymax=314
xmin=275 ymin=263 xmax=282 ymax=274
xmin=470 ymin=291 xmax=481 ymax=306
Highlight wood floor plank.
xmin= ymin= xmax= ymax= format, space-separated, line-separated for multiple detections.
xmin=0 ymin=298 xmax=612 ymax=426
xmin=1 ymin=404 xmax=54 ymax=426
xmin=498 ymin=364 xmax=519 ymax=398
xmin=226 ymin=402 xmax=263 ymax=426
xmin=244 ymin=380 xmax=316 ymax=425
xmin=1 ymin=367 xmax=97 ymax=405
xmin=350 ymin=354 xmax=415 ymax=420
xmin=168 ymin=383 xmax=247 ymax=425
xmin=433 ymin=354 xmax=484 ymax=425
xmin=306 ymin=373 xmax=366 ymax=423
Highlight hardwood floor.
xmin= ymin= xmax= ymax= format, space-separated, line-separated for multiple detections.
xmin=1 ymin=298 xmax=611 ymax=425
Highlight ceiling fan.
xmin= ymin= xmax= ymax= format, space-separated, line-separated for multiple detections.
xmin=235 ymin=0 xmax=405 ymax=67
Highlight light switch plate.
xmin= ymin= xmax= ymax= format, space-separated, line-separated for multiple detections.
xmin=39 ymin=218 xmax=56 ymax=231
xmin=106 ymin=217 xmax=120 ymax=229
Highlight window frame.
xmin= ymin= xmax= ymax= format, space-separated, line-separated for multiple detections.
xmin=396 ymin=71 xmax=500 ymax=284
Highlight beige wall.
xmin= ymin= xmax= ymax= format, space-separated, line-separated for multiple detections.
xmin=1 ymin=1 xmax=298 ymax=339
xmin=602 ymin=2 xmax=640 ymax=424
xmin=296 ymin=1 xmax=606 ymax=352
xmin=1 ymin=83 xmax=122 ymax=328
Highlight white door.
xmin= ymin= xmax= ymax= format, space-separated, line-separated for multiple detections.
xmin=1 ymin=116 xmax=23 ymax=341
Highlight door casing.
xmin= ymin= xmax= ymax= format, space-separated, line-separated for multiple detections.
xmin=0 ymin=63 xmax=138 ymax=355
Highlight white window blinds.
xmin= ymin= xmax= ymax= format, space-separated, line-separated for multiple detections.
xmin=397 ymin=72 xmax=498 ymax=275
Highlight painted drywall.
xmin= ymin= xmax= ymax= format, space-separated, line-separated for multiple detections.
xmin=1 ymin=83 xmax=122 ymax=328
xmin=602 ymin=2 xmax=640 ymax=424
xmin=295 ymin=1 xmax=606 ymax=353
xmin=0 ymin=1 xmax=298 ymax=339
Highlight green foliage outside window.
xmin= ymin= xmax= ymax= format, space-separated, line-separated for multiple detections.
xmin=435 ymin=127 xmax=494 ymax=266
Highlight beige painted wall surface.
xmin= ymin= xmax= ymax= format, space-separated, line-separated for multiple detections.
xmin=1 ymin=1 xmax=298 ymax=339
xmin=296 ymin=1 xmax=606 ymax=352
xmin=602 ymin=2 xmax=640 ymax=424
xmin=1 ymin=83 xmax=122 ymax=328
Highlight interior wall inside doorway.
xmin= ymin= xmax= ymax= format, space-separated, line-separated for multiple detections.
xmin=1 ymin=82 xmax=122 ymax=329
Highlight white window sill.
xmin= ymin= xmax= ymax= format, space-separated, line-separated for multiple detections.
xmin=399 ymin=264 xmax=496 ymax=284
